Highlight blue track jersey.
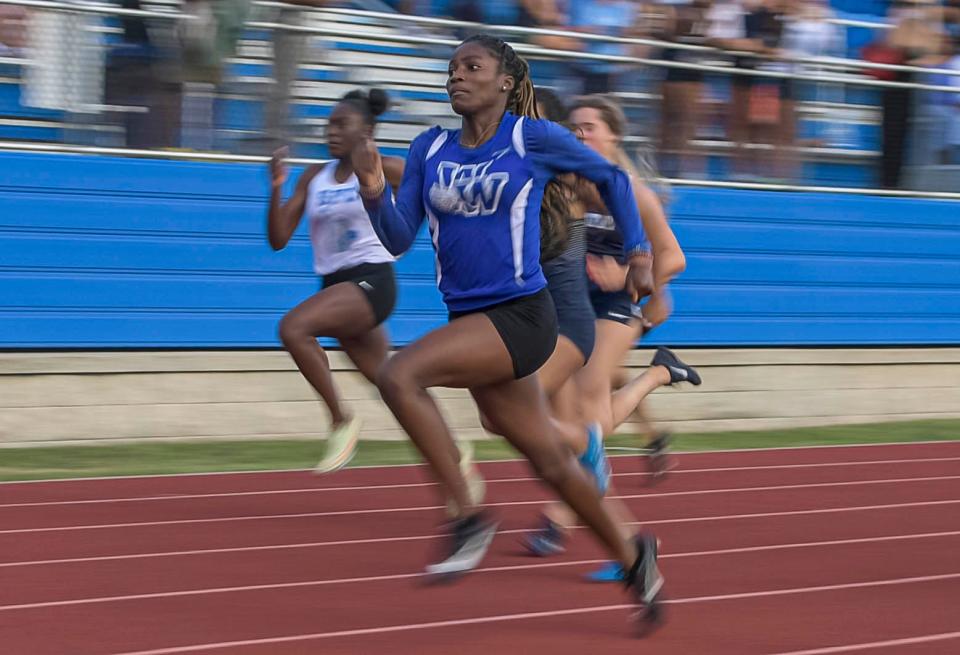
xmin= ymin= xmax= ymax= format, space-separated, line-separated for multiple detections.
xmin=365 ymin=112 xmax=649 ymax=312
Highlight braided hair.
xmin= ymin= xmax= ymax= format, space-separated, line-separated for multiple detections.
xmin=460 ymin=35 xmax=572 ymax=261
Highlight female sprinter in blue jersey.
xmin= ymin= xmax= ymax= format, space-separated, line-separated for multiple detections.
xmin=351 ymin=35 xmax=664 ymax=625
xmin=267 ymin=89 xmax=404 ymax=473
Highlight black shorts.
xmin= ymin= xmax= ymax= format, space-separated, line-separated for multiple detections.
xmin=589 ymin=282 xmax=640 ymax=326
xmin=665 ymin=67 xmax=703 ymax=84
xmin=322 ymin=261 xmax=396 ymax=327
xmin=542 ymin=252 xmax=595 ymax=362
xmin=663 ymin=49 xmax=703 ymax=84
xmin=449 ymin=287 xmax=559 ymax=379
xmin=779 ymin=78 xmax=793 ymax=101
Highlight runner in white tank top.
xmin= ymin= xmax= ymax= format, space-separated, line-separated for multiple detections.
xmin=266 ymin=89 xmax=405 ymax=475
xmin=304 ymin=161 xmax=393 ymax=277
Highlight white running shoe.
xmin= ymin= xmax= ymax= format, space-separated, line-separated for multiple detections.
xmin=425 ymin=512 xmax=499 ymax=578
xmin=314 ymin=416 xmax=361 ymax=474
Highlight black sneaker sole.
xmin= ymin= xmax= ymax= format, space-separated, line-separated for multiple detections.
xmin=629 ymin=533 xmax=665 ymax=636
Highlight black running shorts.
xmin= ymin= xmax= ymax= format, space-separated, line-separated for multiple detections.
xmin=449 ymin=287 xmax=559 ymax=380
xmin=322 ymin=261 xmax=396 ymax=327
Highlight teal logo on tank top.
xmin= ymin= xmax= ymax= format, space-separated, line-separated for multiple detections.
xmin=315 ymin=188 xmax=360 ymax=206
xmin=337 ymin=228 xmax=359 ymax=252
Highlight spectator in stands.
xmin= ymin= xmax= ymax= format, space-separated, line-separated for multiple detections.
xmin=450 ymin=1 xmax=485 ymax=39
xmin=780 ymin=0 xmax=844 ymax=177
xmin=0 ymin=3 xmax=27 ymax=56
xmin=518 ymin=0 xmax=581 ymax=51
xmin=924 ymin=35 xmax=960 ymax=165
xmin=104 ymin=0 xmax=158 ymax=148
xmin=23 ymin=0 xmax=107 ymax=146
xmin=568 ymin=0 xmax=637 ymax=94
xmin=251 ymin=1 xmax=330 ymax=153
xmin=656 ymin=0 xmax=711 ymax=179
xmin=947 ymin=0 xmax=960 ymax=42
xmin=744 ymin=0 xmax=790 ymax=182
xmin=706 ymin=0 xmax=748 ymax=177
xmin=946 ymin=37 xmax=960 ymax=164
xmin=179 ymin=0 xmax=251 ymax=150
xmin=707 ymin=0 xmax=786 ymax=180
xmin=865 ymin=0 xmax=945 ymax=187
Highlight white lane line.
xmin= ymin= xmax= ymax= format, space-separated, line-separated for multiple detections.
xmin=766 ymin=632 xmax=960 ymax=654
xmin=3 ymin=456 xmax=957 ymax=509
xmin=107 ymin=573 xmax=960 ymax=654
xmin=3 ymin=530 xmax=958 ymax=611
xmin=3 ymin=474 xmax=957 ymax=535
xmin=3 ymin=499 xmax=959 ymax=569
xmin=2 ymin=439 xmax=956 ymax=486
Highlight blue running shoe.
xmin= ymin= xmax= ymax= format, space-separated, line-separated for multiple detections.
xmin=585 ymin=561 xmax=626 ymax=582
xmin=522 ymin=516 xmax=567 ymax=557
xmin=578 ymin=422 xmax=611 ymax=495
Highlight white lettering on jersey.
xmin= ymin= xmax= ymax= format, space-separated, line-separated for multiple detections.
xmin=429 ymin=158 xmax=510 ymax=217
xmin=584 ymin=211 xmax=617 ymax=232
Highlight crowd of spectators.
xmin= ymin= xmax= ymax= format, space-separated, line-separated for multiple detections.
xmin=1 ymin=0 xmax=958 ymax=187
xmin=387 ymin=0 xmax=960 ymax=187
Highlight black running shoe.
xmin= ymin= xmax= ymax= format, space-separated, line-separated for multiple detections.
xmin=647 ymin=432 xmax=676 ymax=480
xmin=651 ymin=347 xmax=702 ymax=386
xmin=625 ymin=532 xmax=665 ymax=634
xmin=425 ymin=512 xmax=498 ymax=578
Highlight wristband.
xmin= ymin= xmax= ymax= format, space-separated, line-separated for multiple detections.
xmin=359 ymin=174 xmax=385 ymax=200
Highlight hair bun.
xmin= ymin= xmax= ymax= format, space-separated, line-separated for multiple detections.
xmin=367 ymin=88 xmax=389 ymax=117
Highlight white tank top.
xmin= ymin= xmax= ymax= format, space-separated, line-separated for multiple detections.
xmin=304 ymin=162 xmax=395 ymax=276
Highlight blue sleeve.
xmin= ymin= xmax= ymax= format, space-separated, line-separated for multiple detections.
xmin=526 ymin=119 xmax=650 ymax=256
xmin=363 ymin=128 xmax=436 ymax=256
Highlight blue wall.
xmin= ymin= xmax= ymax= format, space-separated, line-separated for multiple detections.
xmin=1 ymin=152 xmax=958 ymax=348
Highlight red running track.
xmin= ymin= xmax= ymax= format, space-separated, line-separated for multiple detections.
xmin=0 ymin=441 xmax=958 ymax=654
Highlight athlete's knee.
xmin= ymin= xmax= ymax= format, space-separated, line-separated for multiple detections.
xmin=278 ymin=313 xmax=308 ymax=349
xmin=376 ymin=355 xmax=421 ymax=403
xmin=479 ymin=411 xmax=502 ymax=436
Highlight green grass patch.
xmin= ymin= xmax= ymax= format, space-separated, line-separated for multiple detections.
xmin=0 ymin=419 xmax=956 ymax=482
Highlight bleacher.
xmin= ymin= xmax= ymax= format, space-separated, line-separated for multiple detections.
xmin=0 ymin=2 xmax=900 ymax=187
xmin=2 ymin=148 xmax=958 ymax=349
xmin=2 ymin=2 xmax=960 ymax=351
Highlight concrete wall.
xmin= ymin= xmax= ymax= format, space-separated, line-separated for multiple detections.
xmin=3 ymin=348 xmax=958 ymax=447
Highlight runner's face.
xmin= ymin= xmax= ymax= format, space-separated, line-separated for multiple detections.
xmin=447 ymin=42 xmax=512 ymax=116
xmin=326 ymin=103 xmax=370 ymax=159
xmin=570 ymin=107 xmax=618 ymax=159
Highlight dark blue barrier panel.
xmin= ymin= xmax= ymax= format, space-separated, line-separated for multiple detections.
xmin=1 ymin=152 xmax=958 ymax=348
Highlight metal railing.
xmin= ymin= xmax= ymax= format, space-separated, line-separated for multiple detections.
xmin=302 ymin=5 xmax=960 ymax=82
xmin=4 ymin=139 xmax=960 ymax=200
xmin=4 ymin=0 xmax=187 ymax=19
xmin=4 ymin=0 xmax=957 ymax=83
